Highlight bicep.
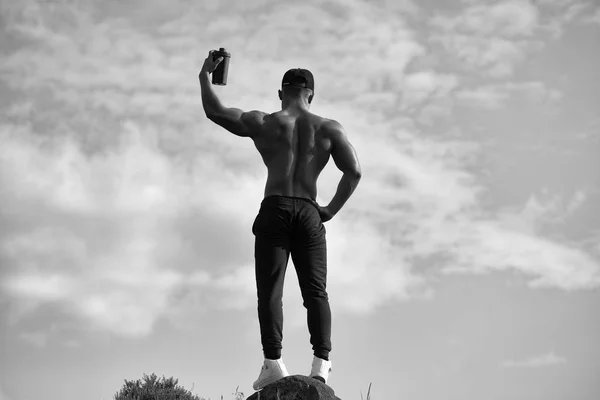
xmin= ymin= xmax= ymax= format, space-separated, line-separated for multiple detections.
xmin=208 ymin=107 xmax=265 ymax=137
xmin=330 ymin=124 xmax=361 ymax=177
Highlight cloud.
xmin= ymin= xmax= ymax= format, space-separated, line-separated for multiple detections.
xmin=498 ymin=189 xmax=588 ymax=228
xmin=399 ymin=71 xmax=459 ymax=122
xmin=585 ymin=7 xmax=600 ymax=25
xmin=427 ymin=0 xmax=589 ymax=78
xmin=565 ymin=190 xmax=587 ymax=214
xmin=428 ymin=0 xmax=540 ymax=75
xmin=430 ymin=32 xmax=528 ymax=78
xmin=455 ymin=86 xmax=511 ymax=109
xmin=0 ymin=121 xmax=261 ymax=337
xmin=443 ymin=221 xmax=600 ymax=290
xmin=0 ymin=0 xmax=598 ymax=341
xmin=0 ymin=0 xmax=424 ymax=337
xmin=455 ymin=81 xmax=562 ymax=109
xmin=19 ymin=331 xmax=48 ymax=347
xmin=533 ymin=0 xmax=600 ymax=37
xmin=435 ymin=0 xmax=540 ymax=37
xmin=0 ymin=384 xmax=12 ymax=400
xmin=501 ymin=351 xmax=567 ymax=368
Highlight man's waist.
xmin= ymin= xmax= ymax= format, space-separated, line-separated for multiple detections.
xmin=261 ymin=194 xmax=319 ymax=208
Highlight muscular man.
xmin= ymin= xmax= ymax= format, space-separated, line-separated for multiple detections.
xmin=199 ymin=51 xmax=361 ymax=390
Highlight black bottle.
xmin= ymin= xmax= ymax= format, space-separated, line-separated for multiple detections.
xmin=212 ymin=48 xmax=231 ymax=85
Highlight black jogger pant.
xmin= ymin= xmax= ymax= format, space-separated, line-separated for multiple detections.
xmin=252 ymin=195 xmax=331 ymax=361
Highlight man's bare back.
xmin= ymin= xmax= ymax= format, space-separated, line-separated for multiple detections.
xmin=251 ymin=109 xmax=334 ymax=201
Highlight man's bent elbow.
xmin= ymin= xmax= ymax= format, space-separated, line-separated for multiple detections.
xmin=346 ymin=169 xmax=362 ymax=181
xmin=205 ymin=109 xmax=216 ymax=120
xmin=205 ymin=110 xmax=221 ymax=124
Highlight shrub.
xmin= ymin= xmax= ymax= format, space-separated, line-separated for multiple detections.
xmin=114 ymin=373 xmax=206 ymax=400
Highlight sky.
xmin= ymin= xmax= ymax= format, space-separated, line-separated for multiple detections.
xmin=0 ymin=0 xmax=599 ymax=399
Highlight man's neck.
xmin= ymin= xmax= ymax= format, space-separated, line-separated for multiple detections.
xmin=282 ymin=99 xmax=310 ymax=111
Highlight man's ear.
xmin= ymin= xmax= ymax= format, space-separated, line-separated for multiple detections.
xmin=278 ymin=90 xmax=282 ymax=100
xmin=308 ymin=93 xmax=314 ymax=104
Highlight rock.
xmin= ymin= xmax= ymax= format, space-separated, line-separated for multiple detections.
xmin=246 ymin=375 xmax=341 ymax=400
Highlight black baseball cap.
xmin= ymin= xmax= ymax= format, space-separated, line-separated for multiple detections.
xmin=282 ymin=68 xmax=314 ymax=92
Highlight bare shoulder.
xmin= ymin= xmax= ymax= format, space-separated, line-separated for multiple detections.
xmin=241 ymin=110 xmax=271 ymax=138
xmin=319 ymin=118 xmax=347 ymax=139
xmin=242 ymin=110 xmax=269 ymax=125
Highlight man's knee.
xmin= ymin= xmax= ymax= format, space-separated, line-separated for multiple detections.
xmin=301 ymin=289 xmax=329 ymax=304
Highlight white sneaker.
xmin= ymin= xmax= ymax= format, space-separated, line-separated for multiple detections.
xmin=253 ymin=358 xmax=290 ymax=390
xmin=309 ymin=356 xmax=332 ymax=383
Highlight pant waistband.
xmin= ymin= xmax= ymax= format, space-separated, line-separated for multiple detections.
xmin=261 ymin=195 xmax=319 ymax=209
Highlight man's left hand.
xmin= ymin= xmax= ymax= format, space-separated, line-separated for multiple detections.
xmin=200 ymin=50 xmax=223 ymax=75
xmin=317 ymin=204 xmax=334 ymax=223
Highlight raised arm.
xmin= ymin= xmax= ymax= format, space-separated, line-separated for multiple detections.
xmin=199 ymin=51 xmax=266 ymax=138
xmin=323 ymin=120 xmax=362 ymax=219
